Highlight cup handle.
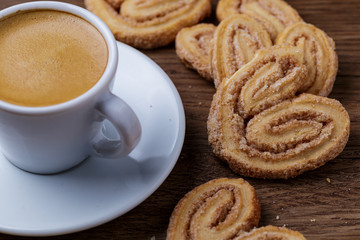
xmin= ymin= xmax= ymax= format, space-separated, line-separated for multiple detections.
xmin=91 ymin=93 xmax=141 ymax=158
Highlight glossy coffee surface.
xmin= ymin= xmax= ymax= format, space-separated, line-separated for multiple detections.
xmin=0 ymin=10 xmax=108 ymax=107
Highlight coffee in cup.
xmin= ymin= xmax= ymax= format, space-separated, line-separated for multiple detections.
xmin=0 ymin=9 xmax=108 ymax=107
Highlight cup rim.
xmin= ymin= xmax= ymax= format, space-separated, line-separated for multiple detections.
xmin=0 ymin=1 xmax=118 ymax=115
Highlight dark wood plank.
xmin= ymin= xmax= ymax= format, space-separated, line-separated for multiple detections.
xmin=0 ymin=0 xmax=359 ymax=239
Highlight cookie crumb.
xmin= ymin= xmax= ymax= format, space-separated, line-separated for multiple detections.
xmin=326 ymin=178 xmax=331 ymax=183
xmin=310 ymin=218 xmax=316 ymax=222
xmin=276 ymin=215 xmax=280 ymax=220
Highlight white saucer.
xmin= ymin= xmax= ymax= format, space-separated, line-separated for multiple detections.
xmin=0 ymin=42 xmax=185 ymax=237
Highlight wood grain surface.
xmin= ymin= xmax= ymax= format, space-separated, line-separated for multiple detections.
xmin=0 ymin=0 xmax=359 ymax=239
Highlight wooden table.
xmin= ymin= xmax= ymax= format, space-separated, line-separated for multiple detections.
xmin=0 ymin=0 xmax=359 ymax=239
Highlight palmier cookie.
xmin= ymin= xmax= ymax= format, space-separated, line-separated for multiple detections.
xmin=84 ymin=0 xmax=211 ymax=49
xmin=166 ymin=178 xmax=261 ymax=240
xmin=208 ymin=46 xmax=350 ymax=179
xmin=175 ymin=24 xmax=216 ymax=81
xmin=276 ymin=22 xmax=338 ymax=96
xmin=216 ymin=0 xmax=303 ymax=41
xmin=211 ymin=14 xmax=272 ymax=88
xmin=238 ymin=225 xmax=306 ymax=240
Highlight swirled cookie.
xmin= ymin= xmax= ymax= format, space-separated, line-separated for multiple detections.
xmin=276 ymin=22 xmax=338 ymax=96
xmin=208 ymin=46 xmax=350 ymax=179
xmin=175 ymin=24 xmax=216 ymax=81
xmin=84 ymin=0 xmax=212 ymax=49
xmin=166 ymin=178 xmax=261 ymax=240
xmin=211 ymin=14 xmax=272 ymax=87
xmin=216 ymin=0 xmax=303 ymax=40
xmin=237 ymin=225 xmax=306 ymax=240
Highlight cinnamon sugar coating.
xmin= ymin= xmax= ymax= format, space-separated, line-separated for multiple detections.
xmin=84 ymin=0 xmax=211 ymax=49
xmin=166 ymin=178 xmax=261 ymax=240
xmin=276 ymin=22 xmax=338 ymax=96
xmin=176 ymin=24 xmax=216 ymax=81
xmin=208 ymin=46 xmax=350 ymax=179
xmin=216 ymin=0 xmax=303 ymax=41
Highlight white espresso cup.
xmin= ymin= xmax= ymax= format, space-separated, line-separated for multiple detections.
xmin=0 ymin=2 xmax=141 ymax=174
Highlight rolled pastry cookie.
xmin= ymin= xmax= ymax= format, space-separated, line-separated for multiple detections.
xmin=166 ymin=178 xmax=261 ymax=240
xmin=211 ymin=14 xmax=272 ymax=88
xmin=84 ymin=0 xmax=212 ymax=49
xmin=176 ymin=23 xmax=216 ymax=81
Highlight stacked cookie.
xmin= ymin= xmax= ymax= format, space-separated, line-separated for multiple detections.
xmin=176 ymin=0 xmax=337 ymax=95
xmin=176 ymin=0 xmax=350 ymax=179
